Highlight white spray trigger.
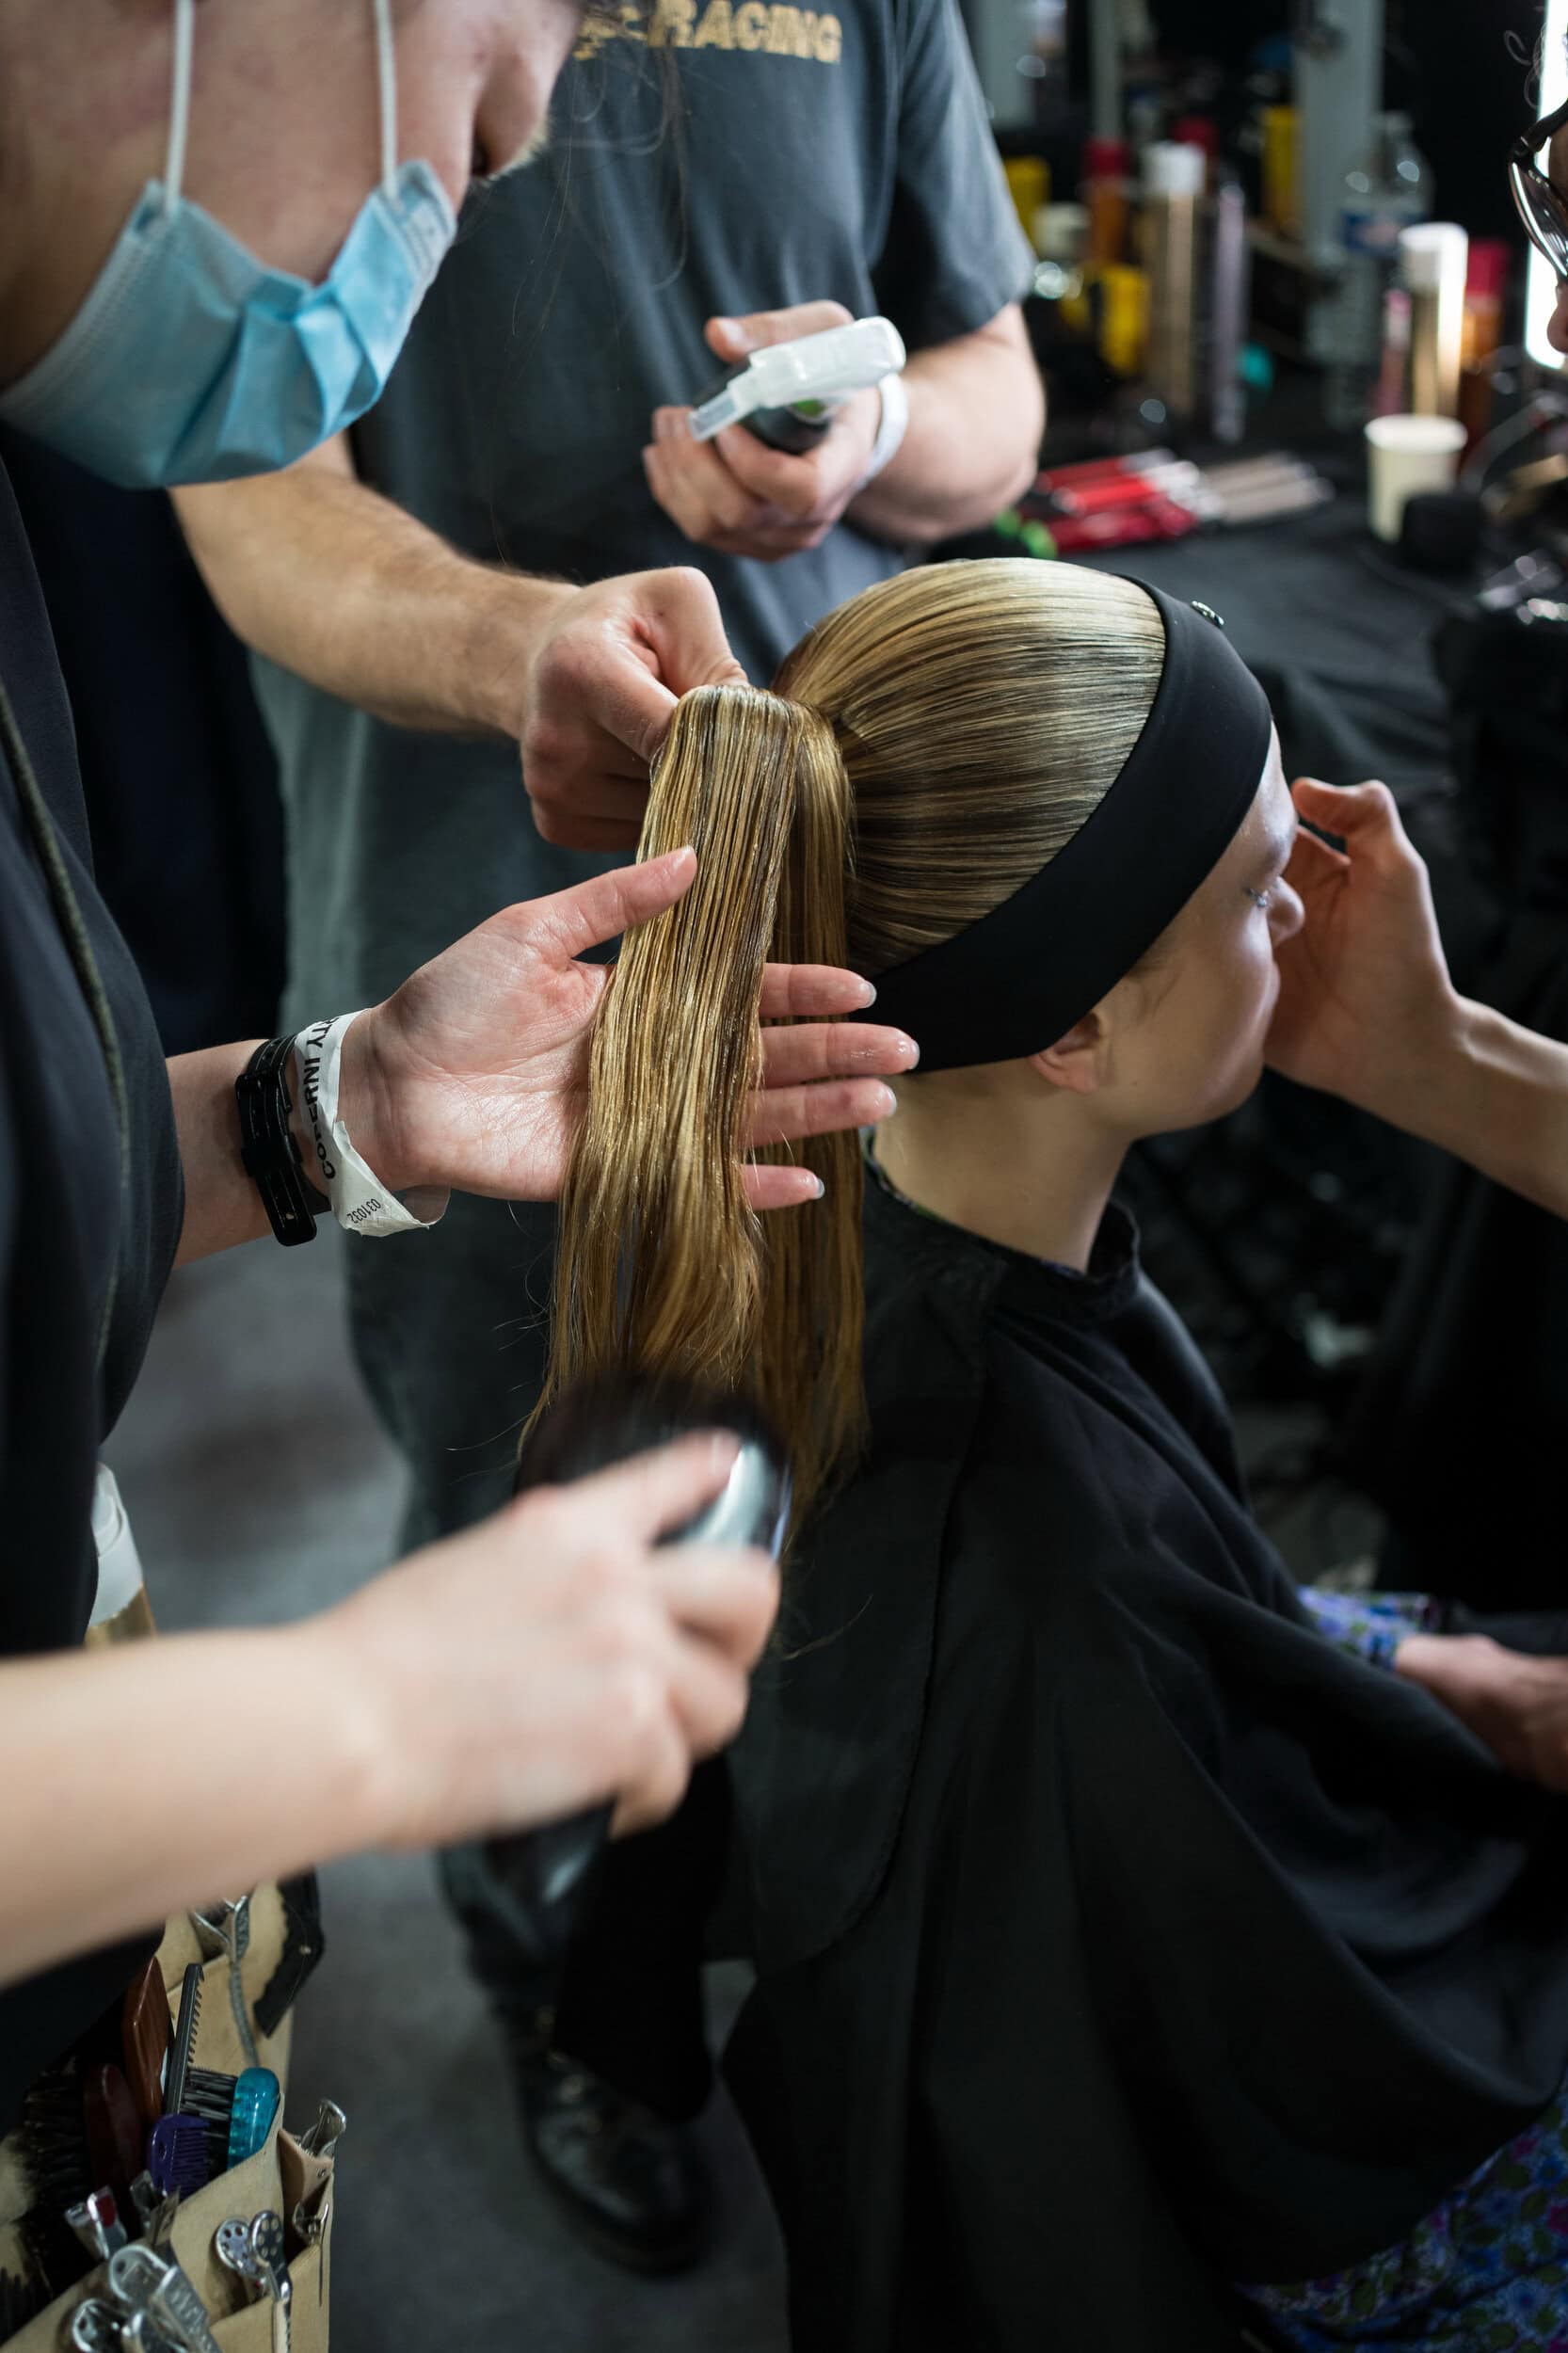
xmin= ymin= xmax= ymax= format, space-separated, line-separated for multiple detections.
xmin=688 ymin=315 xmax=906 ymax=441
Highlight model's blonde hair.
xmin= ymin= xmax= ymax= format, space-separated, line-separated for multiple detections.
xmin=536 ymin=560 xmax=1165 ymax=1528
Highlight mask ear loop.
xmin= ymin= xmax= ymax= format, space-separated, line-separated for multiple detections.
xmin=163 ymin=0 xmax=195 ymax=215
xmin=374 ymin=0 xmax=398 ymax=200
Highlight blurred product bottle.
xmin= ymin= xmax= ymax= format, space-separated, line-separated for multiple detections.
xmin=1005 ymin=155 xmax=1051 ymax=251
xmin=1034 ymin=202 xmax=1089 ymax=304
xmin=1144 ymin=141 xmax=1207 ymax=424
xmin=1172 ymin=115 xmax=1219 ymax=191
xmin=1374 ymin=286 xmax=1413 ymax=417
xmin=1260 ymin=104 xmax=1300 ymax=237
xmin=1083 ymin=135 xmax=1132 ymax=267
xmin=1401 ymin=220 xmax=1469 ymax=421
xmin=1325 ymin=112 xmax=1430 ymax=431
xmin=1208 ymin=176 xmax=1250 ymax=443
xmin=1458 ymin=239 xmax=1510 ymax=446
xmin=1095 ymin=262 xmax=1150 ymax=376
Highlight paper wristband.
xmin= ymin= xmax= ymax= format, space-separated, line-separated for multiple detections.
xmin=856 ymin=371 xmax=909 ymax=488
xmin=293 ymin=1013 xmax=450 ymax=1239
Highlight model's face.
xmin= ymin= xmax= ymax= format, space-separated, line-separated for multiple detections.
xmin=1544 ymin=125 xmax=1568 ymax=358
xmin=1099 ymin=734 xmax=1303 ymax=1137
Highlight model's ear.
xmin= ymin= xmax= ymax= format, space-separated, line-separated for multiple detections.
xmin=1028 ymin=1004 xmax=1112 ymax=1096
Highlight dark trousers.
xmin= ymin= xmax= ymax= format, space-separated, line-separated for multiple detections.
xmin=344 ymin=1193 xmax=721 ymax=2120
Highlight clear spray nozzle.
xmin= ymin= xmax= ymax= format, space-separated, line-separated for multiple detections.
xmin=688 ymin=315 xmax=907 ymax=441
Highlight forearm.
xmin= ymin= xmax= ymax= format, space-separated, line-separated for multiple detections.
xmin=0 ymin=1620 xmax=388 ymax=1990
xmin=172 ymin=441 xmax=573 ymax=738
xmin=849 ymin=307 xmax=1043 ymax=545
xmin=1387 ymin=999 xmax=1568 ymax=1220
xmin=170 ymin=1035 xmax=391 ymax=1267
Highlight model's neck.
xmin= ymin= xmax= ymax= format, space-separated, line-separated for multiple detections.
xmin=872 ymin=1082 xmax=1126 ymax=1273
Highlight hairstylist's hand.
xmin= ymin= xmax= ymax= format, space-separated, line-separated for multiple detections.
xmin=521 ymin=567 xmax=747 ymax=848
xmin=340 ymin=848 xmax=916 ymax=1211
xmin=1395 ymin=1634 xmax=1568 ymax=1796
xmin=328 ymin=1434 xmax=778 ymax=1843
xmin=644 ymin=303 xmax=881 ymax=567
xmin=1265 ymin=779 xmax=1461 ymax=1123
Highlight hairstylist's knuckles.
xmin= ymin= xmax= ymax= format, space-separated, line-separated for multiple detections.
xmin=633 ymin=566 xmax=745 ymax=683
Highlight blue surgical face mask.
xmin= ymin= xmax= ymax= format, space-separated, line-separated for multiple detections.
xmin=0 ymin=0 xmax=457 ymax=488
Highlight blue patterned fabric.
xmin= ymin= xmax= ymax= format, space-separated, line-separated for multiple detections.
xmin=1295 ymin=1586 xmax=1443 ymax=1670
xmin=1240 ymin=2073 xmax=1568 ymax=2348
xmin=1241 ymin=1587 xmax=1565 ymax=2347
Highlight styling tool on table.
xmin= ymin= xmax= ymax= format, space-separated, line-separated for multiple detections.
xmin=688 ymin=315 xmax=905 ymax=453
xmin=484 ymin=1372 xmax=791 ymax=1964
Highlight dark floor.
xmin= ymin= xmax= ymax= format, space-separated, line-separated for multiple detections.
xmin=106 ymin=1231 xmax=788 ymax=2353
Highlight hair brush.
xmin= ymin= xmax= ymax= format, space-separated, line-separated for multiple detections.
xmin=485 ymin=1372 xmax=789 ymax=1961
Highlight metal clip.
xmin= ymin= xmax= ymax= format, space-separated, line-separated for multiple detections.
xmin=189 ymin=1899 xmax=256 ymax=2073
xmin=250 ymin=2213 xmax=291 ymax=2353
xmin=294 ymin=2100 xmax=345 ymax=2164
xmin=68 ymin=2299 xmax=126 ymax=2353
xmin=107 ymin=2245 xmax=222 ymax=2353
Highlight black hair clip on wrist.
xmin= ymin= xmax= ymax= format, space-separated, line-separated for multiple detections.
xmin=235 ymin=1036 xmax=328 ymax=1248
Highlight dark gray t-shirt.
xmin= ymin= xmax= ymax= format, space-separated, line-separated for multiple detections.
xmin=257 ymin=0 xmax=1032 ymax=1020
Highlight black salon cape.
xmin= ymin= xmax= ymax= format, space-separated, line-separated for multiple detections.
xmin=724 ymin=1177 xmax=1568 ymax=2352
xmin=0 ymin=458 xmax=183 ymax=2130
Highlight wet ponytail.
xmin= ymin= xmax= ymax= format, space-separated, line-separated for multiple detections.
xmin=533 ymin=683 xmax=866 ymax=1532
xmin=535 ymin=560 xmax=1168 ymax=1529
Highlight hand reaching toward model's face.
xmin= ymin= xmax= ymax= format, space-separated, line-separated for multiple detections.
xmin=1396 ymin=1633 xmax=1568 ymax=1794
xmin=1265 ymin=778 xmax=1461 ymax=1119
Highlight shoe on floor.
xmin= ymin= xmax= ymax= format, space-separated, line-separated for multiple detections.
xmin=504 ymin=2012 xmax=711 ymax=2276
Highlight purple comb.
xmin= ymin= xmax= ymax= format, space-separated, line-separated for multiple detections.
xmin=146 ymin=2115 xmax=210 ymax=2199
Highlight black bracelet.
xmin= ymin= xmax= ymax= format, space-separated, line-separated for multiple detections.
xmin=235 ymin=1036 xmax=329 ymax=1247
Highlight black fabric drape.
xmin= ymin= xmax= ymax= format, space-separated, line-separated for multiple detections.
xmin=727 ymin=1180 xmax=1568 ymax=2350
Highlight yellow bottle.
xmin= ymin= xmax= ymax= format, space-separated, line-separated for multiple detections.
xmin=1004 ymin=156 xmax=1051 ymax=251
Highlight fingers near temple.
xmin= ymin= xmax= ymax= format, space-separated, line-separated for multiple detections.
xmin=1291 ymin=776 xmax=1397 ymax=838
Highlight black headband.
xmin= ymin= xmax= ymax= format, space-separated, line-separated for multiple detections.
xmin=852 ymin=583 xmax=1273 ymax=1073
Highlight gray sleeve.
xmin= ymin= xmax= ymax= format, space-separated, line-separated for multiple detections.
xmin=870 ymin=0 xmax=1036 ymax=353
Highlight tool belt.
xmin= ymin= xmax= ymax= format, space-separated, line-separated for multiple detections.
xmin=1 ymin=1511 xmax=338 ymax=2353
